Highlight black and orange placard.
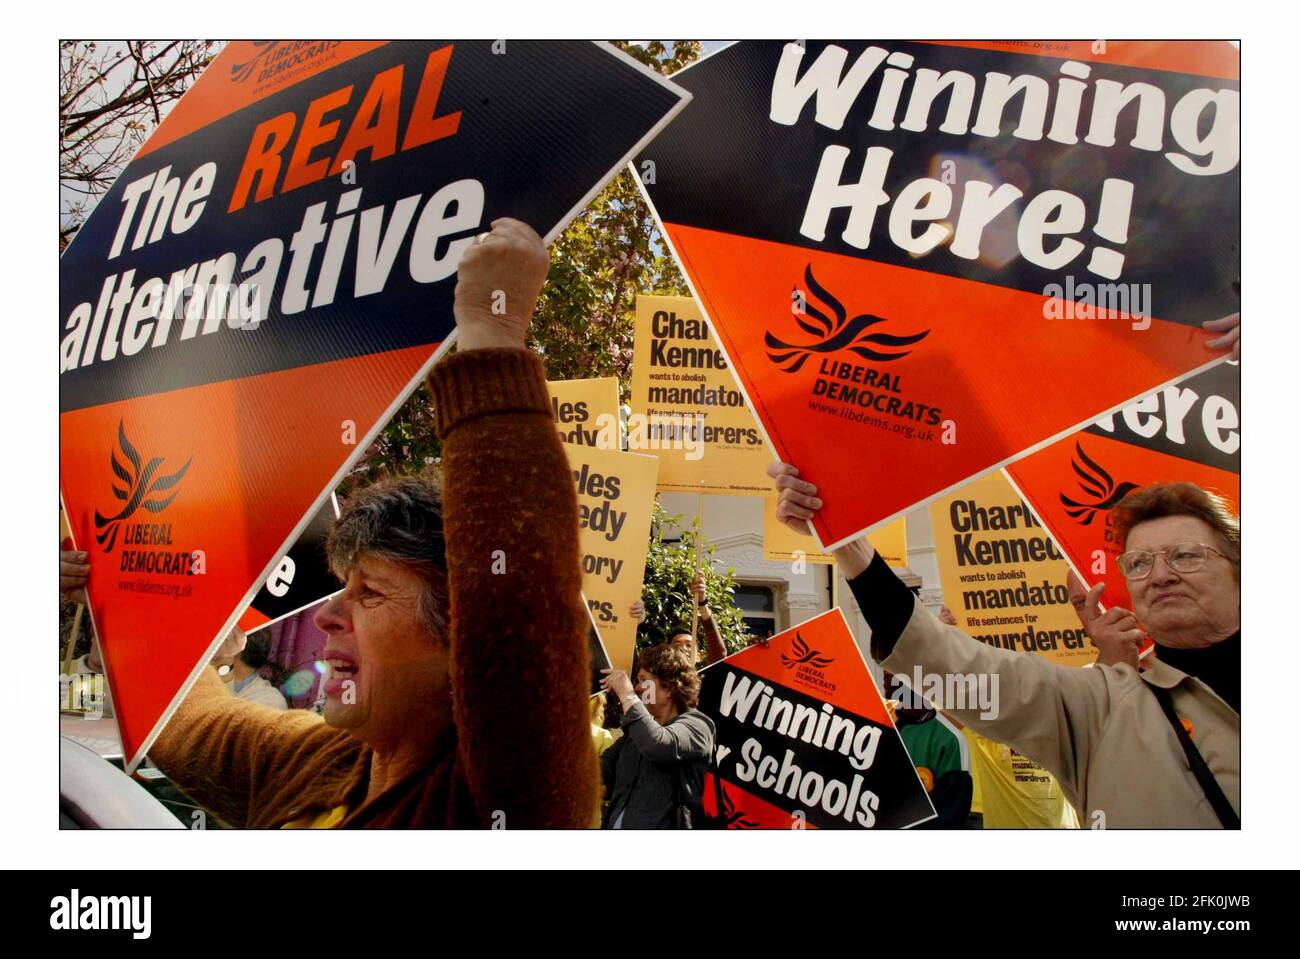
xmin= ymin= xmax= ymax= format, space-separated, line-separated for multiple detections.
xmin=59 ymin=41 xmax=690 ymax=770
xmin=698 ymin=608 xmax=935 ymax=829
xmin=636 ymin=41 xmax=1238 ymax=552
xmin=1005 ymin=362 xmax=1239 ymax=615
xmin=236 ymin=495 xmax=340 ymax=633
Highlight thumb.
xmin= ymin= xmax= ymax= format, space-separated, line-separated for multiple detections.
xmin=1083 ymin=583 xmax=1105 ymax=622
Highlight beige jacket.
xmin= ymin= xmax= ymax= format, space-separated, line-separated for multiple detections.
xmin=879 ymin=599 xmax=1240 ymax=828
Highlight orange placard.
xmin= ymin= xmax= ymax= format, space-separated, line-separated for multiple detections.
xmin=547 ymin=377 xmax=622 ymax=450
xmin=929 ymin=471 xmax=1094 ymax=668
xmin=565 ymin=444 xmax=660 ymax=672
xmin=629 ymin=294 xmax=771 ymax=494
xmin=1006 ymin=362 xmax=1239 ymax=615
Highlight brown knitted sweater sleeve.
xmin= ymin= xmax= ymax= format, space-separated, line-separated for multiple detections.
xmin=147 ymin=667 xmax=355 ymax=828
xmin=429 ymin=347 xmax=600 ymax=828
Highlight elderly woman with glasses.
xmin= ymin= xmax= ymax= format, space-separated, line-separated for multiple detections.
xmin=769 ymin=466 xmax=1241 ymax=829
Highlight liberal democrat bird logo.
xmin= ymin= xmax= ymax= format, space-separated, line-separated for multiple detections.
xmin=229 ymin=41 xmax=281 ymax=83
xmin=1059 ymin=442 xmax=1138 ymax=526
xmin=94 ymin=420 xmax=192 ymax=552
xmin=708 ymin=774 xmax=761 ymax=829
xmin=765 ymin=265 xmax=930 ymax=373
xmin=781 ymin=633 xmax=835 ymax=670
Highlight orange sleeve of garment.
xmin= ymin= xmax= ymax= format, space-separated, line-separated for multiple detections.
xmin=146 ymin=667 xmax=348 ymax=828
xmin=429 ymin=348 xmax=600 ymax=828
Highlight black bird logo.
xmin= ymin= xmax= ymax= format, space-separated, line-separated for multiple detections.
xmin=93 ymin=420 xmax=191 ymax=552
xmin=229 ymin=41 xmax=280 ymax=83
xmin=766 ymin=265 xmax=930 ymax=373
xmin=707 ymin=773 xmax=761 ymax=829
xmin=781 ymin=633 xmax=835 ymax=670
xmin=1059 ymin=442 xmax=1139 ymax=526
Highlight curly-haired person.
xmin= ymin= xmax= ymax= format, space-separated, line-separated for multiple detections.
xmin=599 ymin=643 xmax=716 ymax=829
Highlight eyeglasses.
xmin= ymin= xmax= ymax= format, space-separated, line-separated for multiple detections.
xmin=1116 ymin=542 xmax=1236 ymax=581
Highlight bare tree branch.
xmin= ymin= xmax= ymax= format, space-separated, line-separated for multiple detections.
xmin=60 ymin=40 xmax=218 ymax=238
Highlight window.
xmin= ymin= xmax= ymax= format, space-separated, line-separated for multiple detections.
xmin=734 ymin=583 xmax=780 ymax=641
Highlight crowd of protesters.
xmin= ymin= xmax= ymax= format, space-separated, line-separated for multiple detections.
xmin=58 ymin=217 xmax=1240 ymax=829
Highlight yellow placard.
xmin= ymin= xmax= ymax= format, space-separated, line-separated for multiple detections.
xmin=929 ymin=471 xmax=1092 ymax=668
xmin=546 ymin=377 xmax=621 ymax=449
xmin=762 ymin=498 xmax=908 ymax=568
xmin=629 ymin=294 xmax=770 ymax=494
xmin=565 ymin=443 xmax=659 ymax=672
xmin=872 ymin=516 xmax=908 ymax=569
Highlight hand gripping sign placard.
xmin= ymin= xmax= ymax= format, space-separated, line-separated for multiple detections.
xmin=59 ymin=41 xmax=690 ymax=770
xmin=586 ymin=604 xmax=615 ymax=698
xmin=635 ymin=40 xmax=1239 ymax=551
xmin=1004 ymin=361 xmax=1239 ymax=615
xmin=763 ymin=498 xmax=908 ymax=568
xmin=699 ymin=608 xmax=935 ymax=829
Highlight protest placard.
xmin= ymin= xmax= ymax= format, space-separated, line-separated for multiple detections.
xmin=237 ymin=495 xmax=340 ymax=633
xmin=547 ymin=377 xmax=621 ymax=450
xmin=699 ymin=608 xmax=935 ymax=828
xmin=566 ymin=443 xmax=660 ymax=672
xmin=59 ymin=40 xmax=690 ymax=769
xmin=629 ymin=294 xmax=770 ymax=494
xmin=636 ymin=40 xmax=1238 ymax=551
xmin=929 ymin=470 xmax=1094 ymax=667
xmin=763 ymin=498 xmax=908 ymax=568
xmin=1005 ymin=362 xmax=1239 ymax=614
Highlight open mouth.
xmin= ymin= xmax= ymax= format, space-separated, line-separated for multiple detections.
xmin=322 ymin=653 xmax=359 ymax=695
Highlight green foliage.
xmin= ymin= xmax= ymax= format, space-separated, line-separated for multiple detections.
xmin=348 ymin=41 xmax=701 ymax=487
xmin=639 ymin=502 xmax=750 ymax=659
xmin=527 ymin=166 xmax=689 ymax=389
xmin=339 ymin=382 xmax=439 ymax=495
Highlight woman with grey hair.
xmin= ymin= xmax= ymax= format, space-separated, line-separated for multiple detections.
xmin=131 ymin=219 xmax=600 ymax=828
xmin=770 ymin=465 xmax=1240 ymax=829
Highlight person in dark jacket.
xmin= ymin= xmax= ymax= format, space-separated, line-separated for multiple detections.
xmin=599 ymin=643 xmax=715 ymax=829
